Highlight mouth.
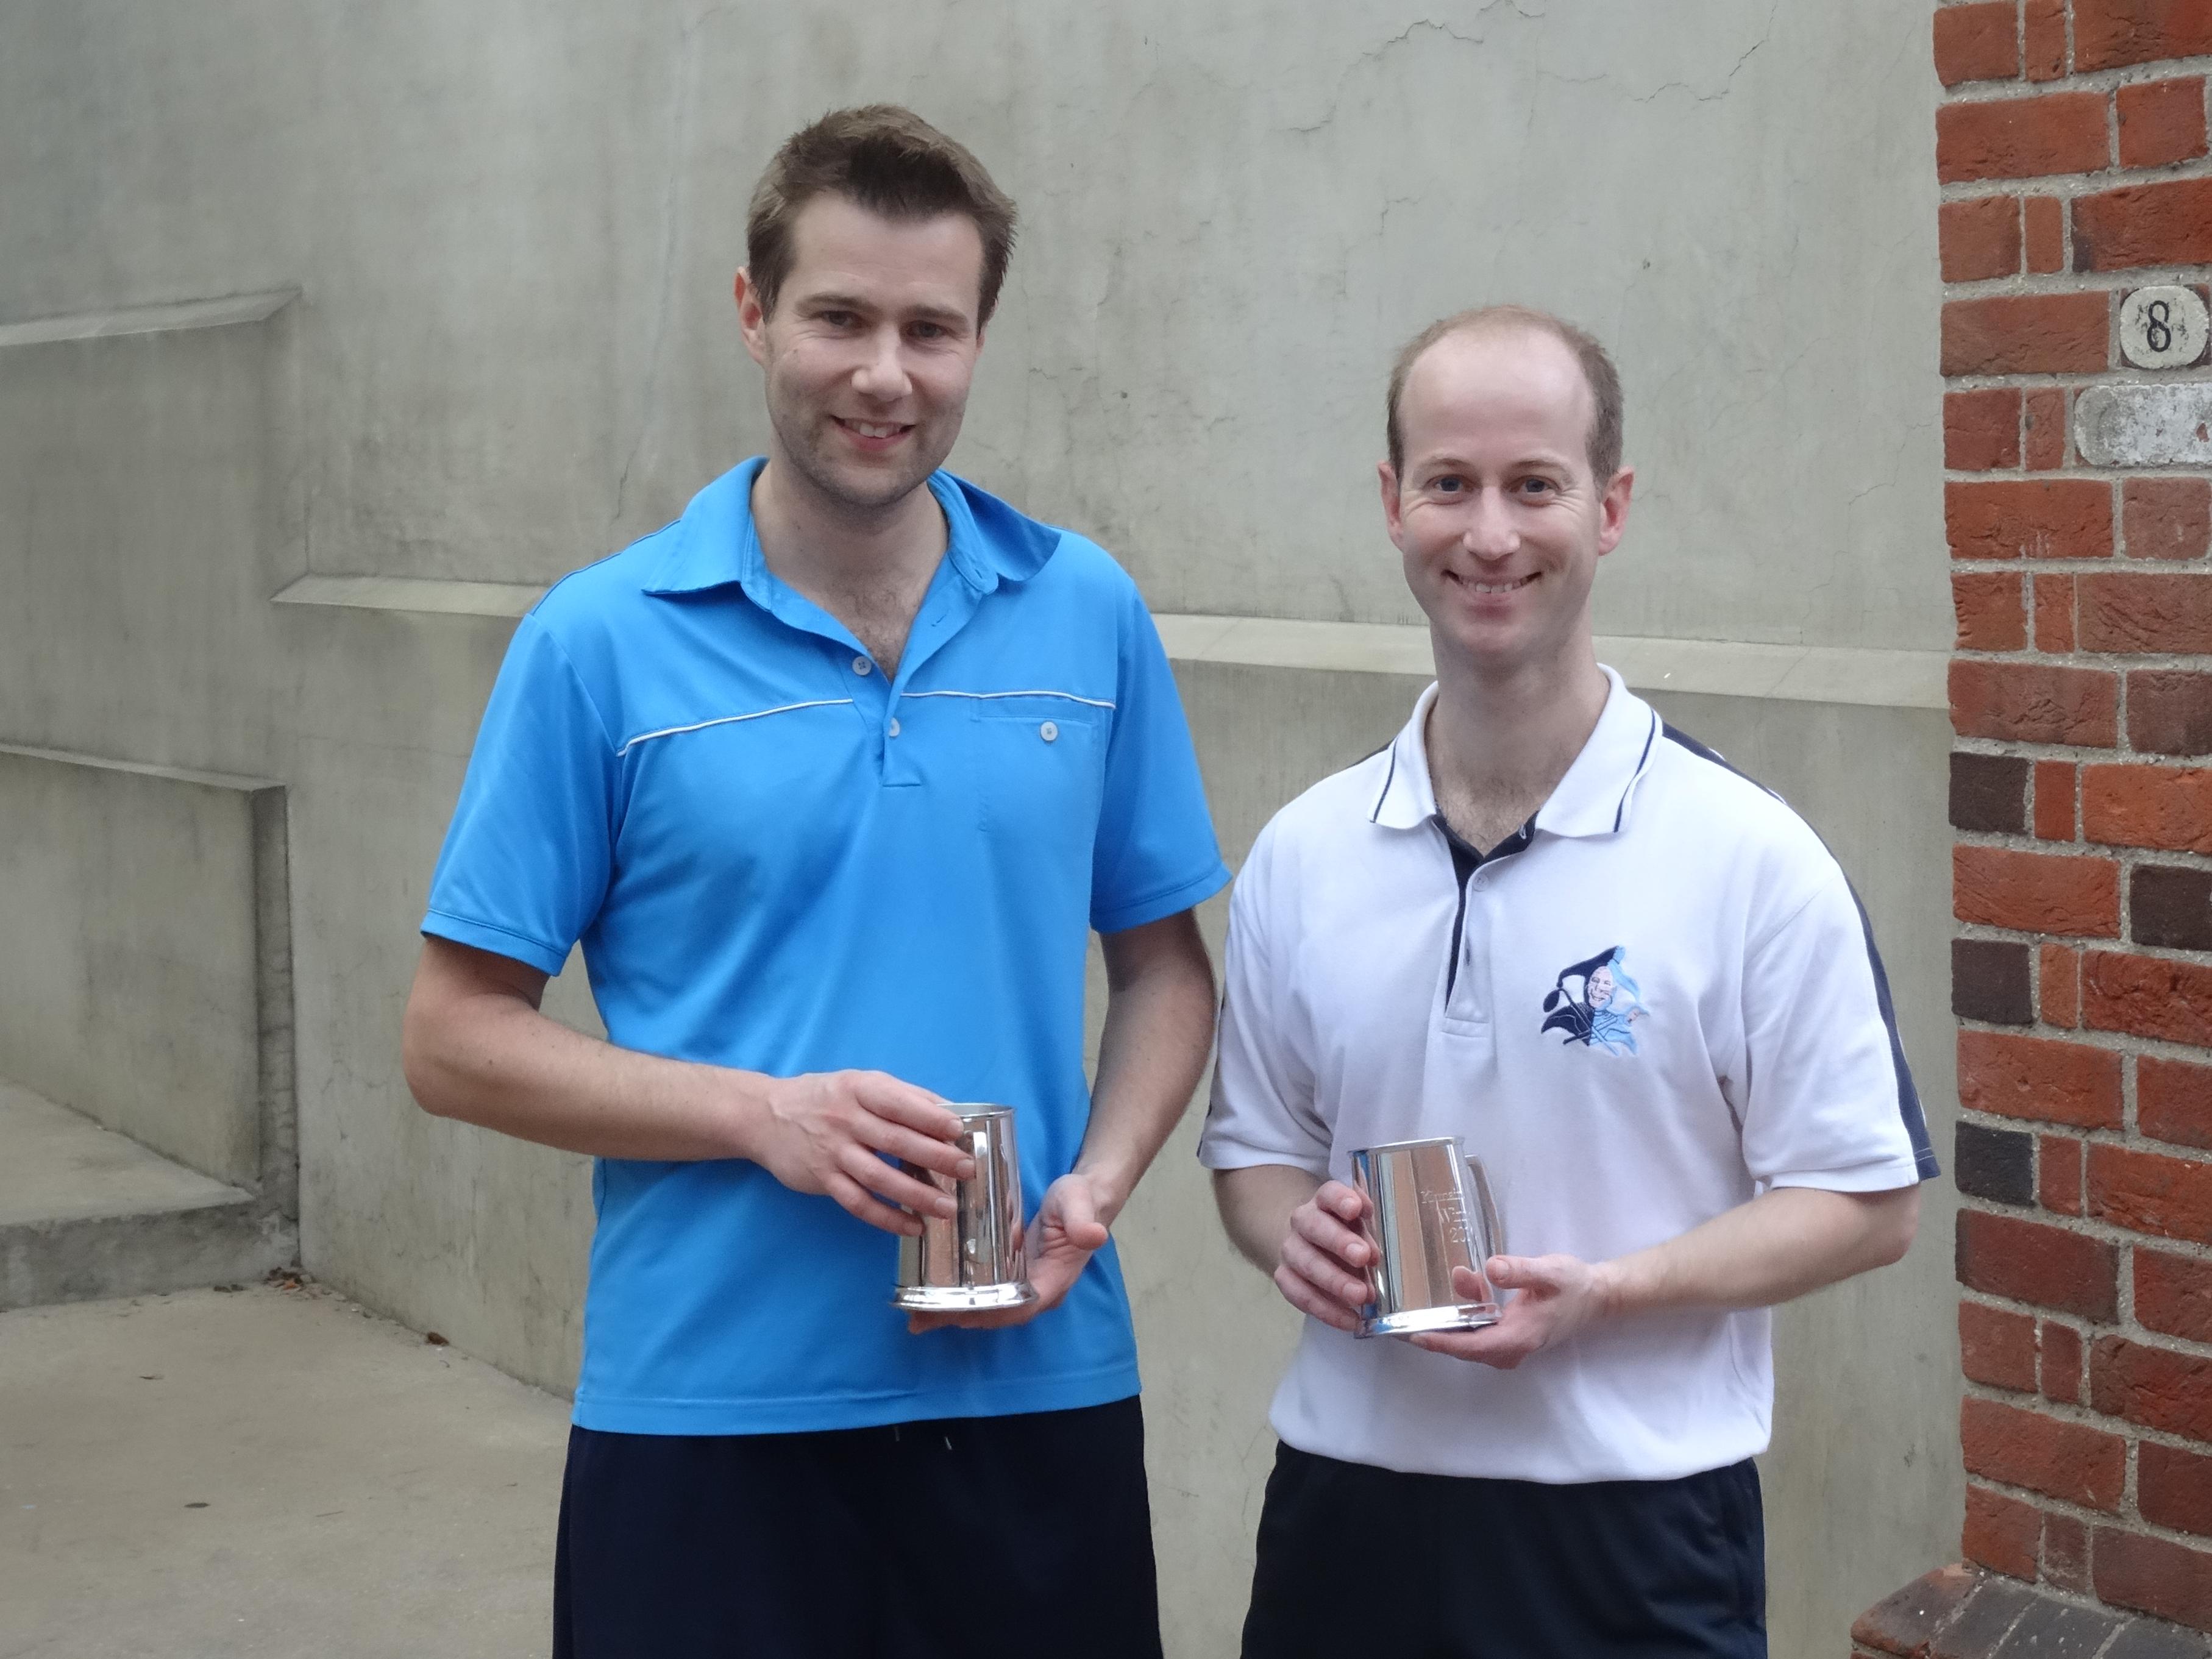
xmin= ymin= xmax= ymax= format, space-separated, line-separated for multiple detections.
xmin=831 ymin=415 xmax=915 ymax=446
xmin=1445 ymin=571 xmax=1538 ymax=595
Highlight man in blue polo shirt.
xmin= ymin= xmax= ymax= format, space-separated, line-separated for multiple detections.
xmin=1203 ymin=307 xmax=1937 ymax=1657
xmin=401 ymin=105 xmax=1227 ymax=1658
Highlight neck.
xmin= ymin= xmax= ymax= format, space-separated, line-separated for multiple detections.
xmin=750 ymin=446 xmax=947 ymax=590
xmin=1426 ymin=631 xmax=1610 ymax=804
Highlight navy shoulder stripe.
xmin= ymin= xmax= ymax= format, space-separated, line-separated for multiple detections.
xmin=1661 ymin=722 xmax=1783 ymax=802
xmin=1662 ymin=723 xmax=1938 ymax=1181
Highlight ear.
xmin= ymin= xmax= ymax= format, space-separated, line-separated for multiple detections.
xmin=1378 ymin=460 xmax=1407 ymax=545
xmin=1595 ymin=464 xmax=1635 ymax=558
xmin=734 ymin=268 xmax=770 ymax=368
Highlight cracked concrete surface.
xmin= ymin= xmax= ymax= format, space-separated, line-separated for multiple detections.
xmin=0 ymin=1284 xmax=567 ymax=1659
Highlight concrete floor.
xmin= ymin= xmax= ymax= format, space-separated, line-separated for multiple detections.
xmin=0 ymin=1282 xmax=569 ymax=1658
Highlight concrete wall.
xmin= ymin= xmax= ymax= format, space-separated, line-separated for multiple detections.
xmin=0 ymin=0 xmax=1943 ymax=649
xmin=0 ymin=748 xmax=273 ymax=1188
xmin=0 ymin=4 xmax=1955 ymax=1655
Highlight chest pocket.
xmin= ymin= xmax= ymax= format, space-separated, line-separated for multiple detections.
xmin=966 ymin=696 xmax=1111 ymax=856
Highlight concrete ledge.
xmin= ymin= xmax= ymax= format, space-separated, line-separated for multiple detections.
xmin=0 ymin=290 xmax=296 ymax=351
xmin=1 ymin=1199 xmax=296 ymax=1311
xmin=267 ymin=580 xmax=1951 ymax=711
xmin=1158 ymin=614 xmax=1952 ymax=711
xmin=273 ymin=574 xmax=544 ymax=619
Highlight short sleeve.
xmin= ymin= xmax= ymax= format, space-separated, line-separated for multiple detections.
xmin=1088 ymin=588 xmax=1231 ymax=933
xmin=1198 ymin=837 xmax=1332 ymax=1178
xmin=421 ymin=614 xmax=618 ymax=976
xmin=1738 ymin=869 xmax=1940 ymax=1191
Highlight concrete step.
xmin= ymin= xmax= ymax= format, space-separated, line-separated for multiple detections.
xmin=0 ymin=1081 xmax=294 ymax=1309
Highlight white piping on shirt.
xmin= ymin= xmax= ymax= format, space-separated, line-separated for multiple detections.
xmin=901 ymin=689 xmax=1117 ymax=709
xmin=616 ymin=699 xmax=855 ymax=757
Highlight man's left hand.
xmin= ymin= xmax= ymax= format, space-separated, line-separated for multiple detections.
xmin=1407 ymin=1255 xmax=1616 ymax=1368
xmin=906 ymin=1171 xmax=1112 ymax=1333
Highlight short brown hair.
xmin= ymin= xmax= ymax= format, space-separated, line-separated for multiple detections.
xmin=746 ymin=105 xmax=1019 ymax=325
xmin=1385 ymin=305 xmax=1624 ymax=485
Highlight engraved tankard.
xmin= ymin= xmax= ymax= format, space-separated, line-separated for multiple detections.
xmin=1346 ymin=1135 xmax=1506 ymax=1339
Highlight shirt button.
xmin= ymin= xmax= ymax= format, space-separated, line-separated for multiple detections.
xmin=852 ymin=656 xmax=872 ymax=676
xmin=1040 ymin=720 xmax=1059 ymax=743
xmin=887 ymin=717 xmax=902 ymax=738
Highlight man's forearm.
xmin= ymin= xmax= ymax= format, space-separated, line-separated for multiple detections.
xmin=1594 ymin=1184 xmax=1921 ymax=1318
xmin=1076 ymin=911 xmax=1217 ymax=1222
xmin=1212 ymin=1163 xmax=1323 ymax=1274
xmin=402 ymin=939 xmax=766 ymax=1162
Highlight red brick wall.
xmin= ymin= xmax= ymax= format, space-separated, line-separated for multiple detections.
xmin=1938 ymin=0 xmax=2212 ymax=1636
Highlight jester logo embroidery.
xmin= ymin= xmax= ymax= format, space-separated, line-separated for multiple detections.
xmin=1541 ymin=946 xmax=1648 ymax=1055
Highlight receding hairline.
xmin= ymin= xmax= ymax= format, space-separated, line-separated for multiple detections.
xmin=1385 ymin=304 xmax=1624 ymax=483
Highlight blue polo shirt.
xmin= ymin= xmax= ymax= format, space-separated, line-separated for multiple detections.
xmin=422 ymin=457 xmax=1230 ymax=1434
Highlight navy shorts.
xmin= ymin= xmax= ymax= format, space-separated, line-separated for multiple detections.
xmin=552 ymin=1397 xmax=1162 ymax=1659
xmin=1241 ymin=1443 xmax=1766 ymax=1659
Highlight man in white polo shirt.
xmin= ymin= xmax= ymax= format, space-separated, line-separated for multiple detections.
xmin=1201 ymin=305 xmax=1937 ymax=1658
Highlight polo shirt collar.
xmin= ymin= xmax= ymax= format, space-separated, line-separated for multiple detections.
xmin=1368 ymin=666 xmax=1661 ymax=840
xmin=641 ymin=456 xmax=1062 ymax=603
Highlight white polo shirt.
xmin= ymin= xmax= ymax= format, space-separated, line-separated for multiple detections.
xmin=1200 ymin=669 xmax=1936 ymax=1483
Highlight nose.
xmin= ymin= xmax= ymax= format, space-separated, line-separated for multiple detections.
xmin=851 ymin=325 xmax=911 ymax=402
xmin=1461 ymin=486 xmax=1520 ymax=562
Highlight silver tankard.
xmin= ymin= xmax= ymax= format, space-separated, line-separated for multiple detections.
xmin=892 ymin=1104 xmax=1038 ymax=1312
xmin=1346 ymin=1135 xmax=1506 ymax=1339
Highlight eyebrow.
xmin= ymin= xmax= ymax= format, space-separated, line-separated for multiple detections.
xmin=1418 ymin=452 xmax=1574 ymax=473
xmin=796 ymin=290 xmax=973 ymax=327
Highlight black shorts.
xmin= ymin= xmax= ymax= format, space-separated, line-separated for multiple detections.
xmin=1241 ymin=1443 xmax=1766 ymax=1659
xmin=552 ymin=1397 xmax=1162 ymax=1659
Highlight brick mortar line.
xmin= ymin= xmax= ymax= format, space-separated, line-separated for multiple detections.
xmin=1952 ymin=642 xmax=2212 ymax=662
xmin=1955 ymin=1098 xmax=2212 ymax=1164
xmin=1938 ymin=156 xmax=2212 ymax=201
xmin=1940 ymin=58 xmax=2212 ymax=105
xmin=1950 ymin=825 xmax=2212 ymax=856
xmin=1945 ymin=467 xmax=2212 ymax=481
xmin=1952 ymin=737 xmax=2212 ymax=762
xmin=1951 ymin=825 xmax=2212 ymax=857
xmin=1949 ymin=658 xmax=2212 ymax=698
xmin=1943 ymin=370 xmax=2212 ymax=389
xmin=1940 ymin=270 xmax=2211 ymax=291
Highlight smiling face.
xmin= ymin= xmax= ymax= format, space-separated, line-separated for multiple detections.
xmin=1380 ymin=325 xmax=1633 ymax=681
xmin=1587 ymin=965 xmax=1615 ymax=1009
xmin=737 ymin=193 xmax=987 ymax=517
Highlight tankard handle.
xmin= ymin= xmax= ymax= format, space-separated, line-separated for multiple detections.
xmin=1463 ymin=1157 xmax=1505 ymax=1262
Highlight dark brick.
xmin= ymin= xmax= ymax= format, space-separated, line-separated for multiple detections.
xmin=1955 ymin=751 xmax=2033 ymax=833
xmin=1957 ymin=939 xmax=2036 ymax=1025
xmin=2134 ymin=864 xmax=2212 ymax=951
xmin=2130 ymin=673 xmax=2212 ymax=759
xmin=1993 ymin=1596 xmax=2127 ymax=1657
xmin=1958 ymin=1121 xmax=2038 ymax=1206
xmin=1933 ymin=1577 xmax=2039 ymax=1656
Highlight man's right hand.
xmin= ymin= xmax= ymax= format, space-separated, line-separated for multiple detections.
xmin=1272 ymin=1181 xmax=1375 ymax=1333
xmin=750 ymin=1071 xmax=975 ymax=1236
